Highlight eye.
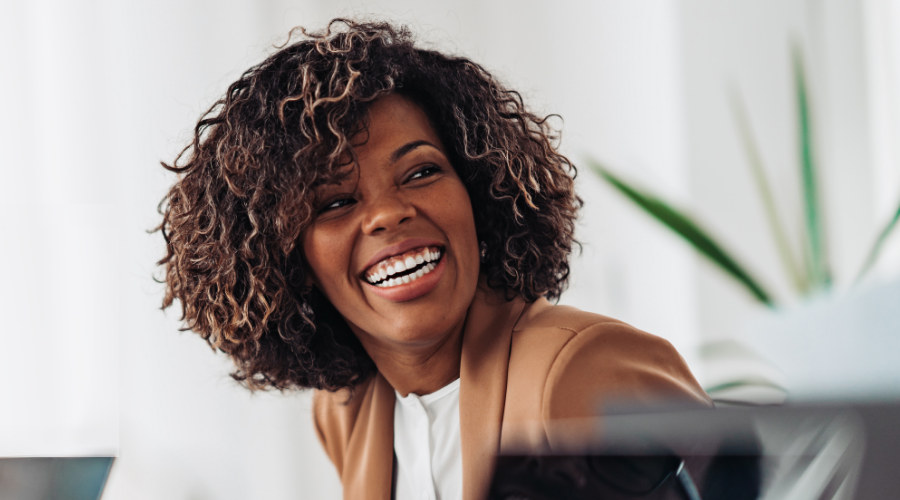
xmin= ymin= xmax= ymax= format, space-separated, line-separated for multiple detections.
xmin=317 ymin=197 xmax=356 ymax=215
xmin=407 ymin=164 xmax=442 ymax=182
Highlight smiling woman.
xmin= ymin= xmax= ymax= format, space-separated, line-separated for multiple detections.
xmin=156 ymin=19 xmax=711 ymax=500
xmin=302 ymin=95 xmax=481 ymax=401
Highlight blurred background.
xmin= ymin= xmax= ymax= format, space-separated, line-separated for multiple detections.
xmin=1 ymin=0 xmax=898 ymax=498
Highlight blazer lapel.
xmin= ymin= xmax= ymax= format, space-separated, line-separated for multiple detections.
xmin=342 ymin=372 xmax=395 ymax=500
xmin=459 ymin=284 xmax=527 ymax=500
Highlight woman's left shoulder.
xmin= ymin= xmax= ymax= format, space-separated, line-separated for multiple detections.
xmin=509 ymin=298 xmax=712 ymax=419
xmin=512 ymin=297 xmax=666 ymax=352
xmin=513 ymin=297 xmax=629 ymax=335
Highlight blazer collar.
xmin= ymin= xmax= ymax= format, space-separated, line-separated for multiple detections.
xmin=342 ymin=282 xmax=527 ymax=500
xmin=342 ymin=372 xmax=395 ymax=500
xmin=459 ymin=283 xmax=527 ymax=500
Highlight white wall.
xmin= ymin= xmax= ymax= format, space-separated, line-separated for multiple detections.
xmin=2 ymin=0 xmax=894 ymax=498
xmin=0 ymin=0 xmax=123 ymax=457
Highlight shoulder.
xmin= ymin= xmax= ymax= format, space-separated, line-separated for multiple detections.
xmin=514 ymin=297 xmax=627 ymax=334
xmin=510 ymin=298 xmax=711 ymax=421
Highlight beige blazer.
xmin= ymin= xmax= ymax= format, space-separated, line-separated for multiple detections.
xmin=313 ymin=282 xmax=711 ymax=500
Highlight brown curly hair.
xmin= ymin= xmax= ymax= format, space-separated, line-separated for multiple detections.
xmin=156 ymin=19 xmax=582 ymax=392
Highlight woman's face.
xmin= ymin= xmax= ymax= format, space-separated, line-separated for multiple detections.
xmin=302 ymin=94 xmax=480 ymax=352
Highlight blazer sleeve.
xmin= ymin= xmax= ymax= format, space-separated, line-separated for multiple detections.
xmin=542 ymin=321 xmax=712 ymax=423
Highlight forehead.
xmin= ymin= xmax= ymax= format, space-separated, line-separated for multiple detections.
xmin=352 ymin=94 xmax=445 ymax=161
xmin=315 ymin=94 xmax=448 ymax=191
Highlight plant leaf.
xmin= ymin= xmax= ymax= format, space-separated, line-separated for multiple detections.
xmin=855 ymin=197 xmax=900 ymax=283
xmin=730 ymin=87 xmax=808 ymax=294
xmin=794 ymin=48 xmax=832 ymax=289
xmin=703 ymin=378 xmax=789 ymax=395
xmin=587 ymin=160 xmax=775 ymax=307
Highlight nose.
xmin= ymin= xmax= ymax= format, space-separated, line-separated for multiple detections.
xmin=361 ymin=191 xmax=417 ymax=235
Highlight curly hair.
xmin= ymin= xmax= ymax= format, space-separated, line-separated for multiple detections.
xmin=156 ymin=19 xmax=582 ymax=392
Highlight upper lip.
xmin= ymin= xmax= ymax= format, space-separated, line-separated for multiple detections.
xmin=360 ymin=237 xmax=445 ymax=275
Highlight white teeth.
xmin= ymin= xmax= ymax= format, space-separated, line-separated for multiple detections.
xmin=366 ymin=247 xmax=444 ymax=288
xmin=370 ymin=253 xmax=441 ymax=288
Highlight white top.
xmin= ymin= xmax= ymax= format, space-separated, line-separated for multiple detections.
xmin=393 ymin=378 xmax=462 ymax=500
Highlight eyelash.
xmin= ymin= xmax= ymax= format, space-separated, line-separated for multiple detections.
xmin=318 ymin=197 xmax=355 ymax=214
xmin=408 ymin=164 xmax=441 ymax=181
xmin=316 ymin=165 xmax=443 ymax=215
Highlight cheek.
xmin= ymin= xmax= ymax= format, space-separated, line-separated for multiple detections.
xmin=301 ymin=225 xmax=351 ymax=286
xmin=433 ymin=182 xmax=479 ymax=264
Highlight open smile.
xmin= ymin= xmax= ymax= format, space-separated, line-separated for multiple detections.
xmin=361 ymin=245 xmax=447 ymax=302
xmin=364 ymin=246 xmax=443 ymax=287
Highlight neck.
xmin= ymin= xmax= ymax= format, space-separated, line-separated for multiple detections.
xmin=351 ymin=317 xmax=465 ymax=398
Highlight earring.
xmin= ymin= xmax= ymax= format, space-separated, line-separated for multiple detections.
xmin=479 ymin=241 xmax=488 ymax=263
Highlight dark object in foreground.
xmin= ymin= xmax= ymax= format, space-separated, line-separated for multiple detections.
xmin=489 ymin=403 xmax=900 ymax=499
xmin=490 ymin=449 xmax=757 ymax=500
xmin=490 ymin=453 xmax=722 ymax=500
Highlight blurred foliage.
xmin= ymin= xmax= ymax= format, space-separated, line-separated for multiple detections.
xmin=587 ymin=51 xmax=900 ymax=307
xmin=587 ymin=161 xmax=775 ymax=307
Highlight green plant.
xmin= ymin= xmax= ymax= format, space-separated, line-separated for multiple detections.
xmin=587 ymin=51 xmax=900 ymax=306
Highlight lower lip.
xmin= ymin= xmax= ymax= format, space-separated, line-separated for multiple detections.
xmin=363 ymin=257 xmax=446 ymax=302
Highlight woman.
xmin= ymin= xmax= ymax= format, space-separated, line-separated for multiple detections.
xmin=157 ymin=19 xmax=710 ymax=500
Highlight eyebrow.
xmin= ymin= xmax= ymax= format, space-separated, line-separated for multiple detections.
xmin=389 ymin=140 xmax=439 ymax=163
